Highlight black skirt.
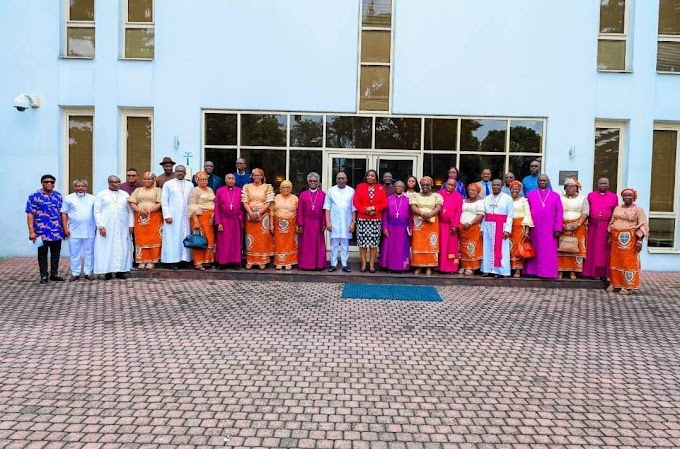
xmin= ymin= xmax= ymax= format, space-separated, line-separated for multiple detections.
xmin=356 ymin=218 xmax=382 ymax=248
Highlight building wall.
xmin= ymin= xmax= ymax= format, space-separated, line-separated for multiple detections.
xmin=1 ymin=0 xmax=679 ymax=270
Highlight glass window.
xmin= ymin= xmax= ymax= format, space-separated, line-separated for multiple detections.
xmin=359 ymin=66 xmax=390 ymax=112
xmin=205 ymin=113 xmax=237 ymax=146
xmin=593 ymin=127 xmax=621 ymax=193
xmin=509 ymin=120 xmax=543 ymax=153
xmin=424 ymin=119 xmax=457 ymax=151
xmin=375 ymin=117 xmax=421 ymax=150
xmin=68 ymin=114 xmax=94 ymax=190
xmin=126 ymin=115 xmax=152 ymax=175
xmin=459 ymin=155 xmax=505 ymax=184
xmin=598 ymin=39 xmax=626 ymax=71
xmin=361 ymin=31 xmax=391 ymax=63
xmin=599 ymin=0 xmax=625 ymax=33
xmin=241 ymin=114 xmax=287 ymax=147
xmin=204 ymin=148 xmax=237 ymax=182
xmin=460 ymin=119 xmax=507 ymax=152
xmin=508 ymin=156 xmax=541 ymax=185
xmin=290 ymin=115 xmax=323 ymax=148
xmin=326 ymin=116 xmax=372 ymax=149
xmin=598 ymin=0 xmax=628 ymax=71
xmin=124 ymin=0 xmax=154 ymax=59
xmin=650 ymin=130 xmax=677 ymax=213
xmin=657 ymin=42 xmax=680 ymax=72
xmin=649 ymin=218 xmax=676 ymax=248
xmin=239 ymin=149 xmax=286 ymax=191
xmin=362 ymin=0 xmax=392 ymax=28
xmin=331 ymin=157 xmax=368 ymax=190
xmin=65 ymin=0 xmax=95 ymax=58
xmin=658 ymin=0 xmax=680 ymax=72
xmin=659 ymin=0 xmax=680 ymax=35
xmin=289 ymin=150 xmax=323 ymax=193
xmin=423 ymin=153 xmax=459 ymax=188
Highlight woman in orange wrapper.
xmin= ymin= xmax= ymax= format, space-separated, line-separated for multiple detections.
xmin=241 ymin=168 xmax=275 ymax=270
xmin=409 ymin=176 xmax=443 ymax=276
xmin=458 ymin=183 xmax=485 ymax=276
xmin=509 ymin=180 xmax=534 ymax=278
xmin=188 ymin=171 xmax=216 ymax=271
xmin=270 ymin=180 xmax=298 ymax=270
xmin=127 ymin=172 xmax=162 ymax=269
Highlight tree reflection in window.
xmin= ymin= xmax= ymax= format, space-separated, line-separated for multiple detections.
xmin=460 ymin=119 xmax=506 ymax=152
xmin=326 ymin=116 xmax=372 ymax=149
xmin=375 ymin=117 xmax=420 ymax=150
xmin=241 ymin=114 xmax=287 ymax=147
xmin=290 ymin=115 xmax=323 ymax=148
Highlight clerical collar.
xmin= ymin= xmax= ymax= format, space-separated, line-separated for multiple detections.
xmin=338 ymin=185 xmax=346 ymax=189
xmin=77 ymin=192 xmax=86 ymax=197
xmin=237 ymin=169 xmax=245 ymax=174
xmin=309 ymin=188 xmax=318 ymax=193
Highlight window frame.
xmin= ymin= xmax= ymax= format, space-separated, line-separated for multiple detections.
xmin=62 ymin=107 xmax=96 ymax=193
xmin=649 ymin=122 xmax=680 ymax=253
xmin=593 ymin=120 xmax=626 ymax=193
xmin=597 ymin=0 xmax=631 ymax=72
xmin=62 ymin=0 xmax=95 ymax=59
xmin=120 ymin=108 xmax=154 ymax=177
xmin=357 ymin=0 xmax=395 ymax=113
xmin=121 ymin=0 xmax=155 ymax=60
xmin=657 ymin=0 xmax=680 ymax=74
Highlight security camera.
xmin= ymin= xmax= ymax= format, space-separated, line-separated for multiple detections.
xmin=13 ymin=94 xmax=40 ymax=111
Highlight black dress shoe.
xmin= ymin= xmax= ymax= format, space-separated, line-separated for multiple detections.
xmin=342 ymin=267 xmax=351 ymax=273
xmin=69 ymin=275 xmax=80 ymax=282
xmin=328 ymin=266 xmax=337 ymax=272
xmin=84 ymin=275 xmax=94 ymax=281
xmin=171 ymin=264 xmax=179 ymax=270
xmin=50 ymin=275 xmax=65 ymax=282
xmin=104 ymin=273 xmax=113 ymax=280
xmin=40 ymin=276 xmax=48 ymax=284
xmin=115 ymin=272 xmax=130 ymax=280
xmin=482 ymin=273 xmax=491 ymax=277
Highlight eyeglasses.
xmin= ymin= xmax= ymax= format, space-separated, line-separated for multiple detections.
xmin=197 ymin=178 xmax=208 ymax=181
xmin=42 ymin=180 xmax=55 ymax=184
xmin=127 ymin=174 xmax=137 ymax=177
xmin=421 ymin=183 xmax=431 ymax=187
xmin=110 ymin=180 xmax=121 ymax=183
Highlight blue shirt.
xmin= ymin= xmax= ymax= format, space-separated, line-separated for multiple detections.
xmin=26 ymin=189 xmax=65 ymax=241
xmin=233 ymin=171 xmax=252 ymax=189
xmin=522 ymin=174 xmax=552 ymax=194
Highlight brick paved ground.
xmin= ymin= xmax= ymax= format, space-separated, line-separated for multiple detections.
xmin=0 ymin=258 xmax=679 ymax=449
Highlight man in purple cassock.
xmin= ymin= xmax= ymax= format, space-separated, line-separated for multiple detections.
xmin=214 ymin=173 xmax=243 ymax=269
xmin=297 ymin=172 xmax=327 ymax=270
xmin=583 ymin=177 xmax=618 ymax=279
xmin=524 ymin=174 xmax=563 ymax=279
xmin=380 ymin=181 xmax=411 ymax=272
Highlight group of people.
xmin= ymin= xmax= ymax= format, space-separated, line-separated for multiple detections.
xmin=26 ymin=158 xmax=649 ymax=294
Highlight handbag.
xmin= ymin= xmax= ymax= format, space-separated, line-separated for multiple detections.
xmin=558 ymin=234 xmax=579 ymax=253
xmin=515 ymin=239 xmax=536 ymax=259
xmin=183 ymin=229 xmax=208 ymax=249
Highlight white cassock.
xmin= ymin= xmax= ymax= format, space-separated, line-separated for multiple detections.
xmin=481 ymin=192 xmax=514 ymax=276
xmin=323 ymin=185 xmax=356 ymax=266
xmin=94 ymin=189 xmax=134 ymax=274
xmin=161 ymin=178 xmax=194 ymax=263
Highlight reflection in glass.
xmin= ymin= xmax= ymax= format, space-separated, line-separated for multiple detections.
xmin=204 ymin=148 xmax=237 ymax=181
xmin=360 ymin=66 xmax=390 ymax=111
xmin=361 ymin=31 xmax=391 ymax=63
xmin=69 ymin=115 xmax=94 ymax=190
xmin=127 ymin=116 xmax=152 ymax=175
xmin=460 ymin=119 xmax=507 ymax=152
xmin=423 ymin=153 xmax=458 ymax=188
xmin=377 ymin=158 xmax=415 ymax=185
xmin=290 ymin=150 xmax=323 ymax=192
xmin=508 ymin=156 xmax=540 ymax=185
xmin=332 ymin=157 xmax=368 ymax=190
xmin=650 ymin=130 xmax=677 ymax=212
xmin=648 ymin=218 xmax=675 ymax=248
xmin=375 ymin=117 xmax=420 ymax=150
xmin=509 ymin=120 xmax=542 ymax=153
xmin=424 ymin=119 xmax=457 ymax=151
xmin=326 ymin=116 xmax=372 ymax=149
xmin=70 ymin=0 xmax=94 ymax=21
xmin=240 ymin=149 xmax=286 ymax=191
xmin=459 ymin=155 xmax=505 ymax=182
xmin=362 ymin=0 xmax=392 ymax=28
xmin=205 ymin=114 xmax=237 ymax=146
xmin=128 ymin=0 xmax=153 ymax=22
xmin=290 ymin=115 xmax=323 ymax=148
xmin=593 ymin=127 xmax=620 ymax=192
xmin=598 ymin=39 xmax=626 ymax=70
xmin=67 ymin=28 xmax=95 ymax=57
xmin=241 ymin=114 xmax=287 ymax=147
xmin=657 ymin=41 xmax=680 ymax=72
xmin=658 ymin=0 xmax=680 ymax=35
xmin=125 ymin=28 xmax=154 ymax=58
xmin=599 ymin=0 xmax=625 ymax=34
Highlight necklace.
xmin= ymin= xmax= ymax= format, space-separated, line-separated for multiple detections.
xmin=491 ymin=193 xmax=501 ymax=211
xmin=537 ymin=189 xmax=550 ymax=208
xmin=394 ymin=195 xmax=404 ymax=218
xmin=225 ymin=187 xmax=237 ymax=210
xmin=308 ymin=189 xmax=319 ymax=210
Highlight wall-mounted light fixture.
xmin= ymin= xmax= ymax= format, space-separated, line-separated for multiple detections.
xmin=173 ymin=136 xmax=180 ymax=150
xmin=13 ymin=94 xmax=40 ymax=112
xmin=568 ymin=146 xmax=576 ymax=159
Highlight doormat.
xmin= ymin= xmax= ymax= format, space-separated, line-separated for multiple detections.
xmin=342 ymin=283 xmax=442 ymax=302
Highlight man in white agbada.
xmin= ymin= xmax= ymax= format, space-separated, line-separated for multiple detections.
xmin=161 ymin=165 xmax=194 ymax=268
xmin=482 ymin=179 xmax=514 ymax=277
xmin=323 ymin=172 xmax=356 ymax=272
xmin=61 ymin=179 xmax=96 ymax=281
xmin=94 ymin=175 xmax=134 ymax=279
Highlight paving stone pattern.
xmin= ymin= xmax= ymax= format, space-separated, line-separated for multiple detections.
xmin=0 ymin=258 xmax=679 ymax=448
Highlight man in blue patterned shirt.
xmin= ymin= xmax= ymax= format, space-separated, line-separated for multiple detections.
xmin=26 ymin=174 xmax=65 ymax=284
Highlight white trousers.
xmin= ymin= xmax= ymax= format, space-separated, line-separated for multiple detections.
xmin=329 ymin=238 xmax=350 ymax=267
xmin=68 ymin=237 xmax=95 ymax=275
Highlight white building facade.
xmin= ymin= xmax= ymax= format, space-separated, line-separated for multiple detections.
xmin=2 ymin=0 xmax=680 ymax=271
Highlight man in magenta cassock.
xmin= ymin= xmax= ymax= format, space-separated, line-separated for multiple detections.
xmin=297 ymin=172 xmax=327 ymax=270
xmin=524 ymin=174 xmax=563 ymax=279
xmin=583 ymin=177 xmax=618 ymax=279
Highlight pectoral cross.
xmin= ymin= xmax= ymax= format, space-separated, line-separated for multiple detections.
xmin=229 ymin=204 xmax=233 ymax=210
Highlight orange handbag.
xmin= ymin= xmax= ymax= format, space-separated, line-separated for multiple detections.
xmin=516 ymin=239 xmax=536 ymax=259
